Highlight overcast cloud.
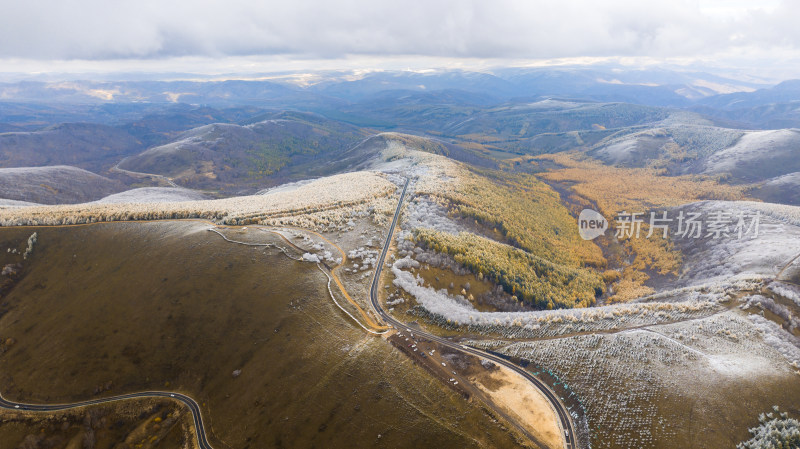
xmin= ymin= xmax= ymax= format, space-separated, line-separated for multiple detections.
xmin=0 ymin=0 xmax=798 ymax=74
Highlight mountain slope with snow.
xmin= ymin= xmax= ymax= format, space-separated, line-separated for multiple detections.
xmin=0 ymin=165 xmax=122 ymax=204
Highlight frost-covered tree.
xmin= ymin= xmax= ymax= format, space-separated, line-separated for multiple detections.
xmin=737 ymin=407 xmax=800 ymax=449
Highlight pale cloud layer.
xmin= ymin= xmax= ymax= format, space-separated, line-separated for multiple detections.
xmin=0 ymin=0 xmax=797 ymax=74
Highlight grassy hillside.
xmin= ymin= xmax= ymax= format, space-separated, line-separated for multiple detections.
xmin=0 ymin=222 xmax=526 ymax=449
xmin=0 ymin=399 xmax=193 ymax=448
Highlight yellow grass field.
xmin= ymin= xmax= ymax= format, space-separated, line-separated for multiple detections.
xmin=537 ymin=152 xmax=750 ymax=300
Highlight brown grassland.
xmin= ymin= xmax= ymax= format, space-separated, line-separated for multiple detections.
xmin=0 ymin=399 xmax=192 ymax=449
xmin=0 ymin=222 xmax=531 ymax=449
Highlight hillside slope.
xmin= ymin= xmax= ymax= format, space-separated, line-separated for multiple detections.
xmin=119 ymin=112 xmax=370 ymax=192
xmin=0 ymin=165 xmax=122 ymax=204
xmin=93 ymin=187 xmax=212 ymax=204
xmin=580 ymin=124 xmax=800 ymax=191
xmin=0 ymin=123 xmax=143 ymax=172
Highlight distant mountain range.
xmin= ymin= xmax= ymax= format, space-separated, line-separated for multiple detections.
xmin=0 ymin=66 xmax=779 ymax=108
xmin=0 ymin=66 xmax=799 ymax=204
xmin=1 ymin=67 xmax=797 ymax=131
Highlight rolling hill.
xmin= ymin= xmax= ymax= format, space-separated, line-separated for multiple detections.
xmin=118 ymin=112 xmax=372 ymax=192
xmin=0 ymin=123 xmax=144 ymax=172
xmin=0 ymin=165 xmax=122 ymax=204
xmin=581 ymin=124 xmax=800 ymax=185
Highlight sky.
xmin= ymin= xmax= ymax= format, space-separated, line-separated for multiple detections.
xmin=0 ymin=0 xmax=798 ymax=80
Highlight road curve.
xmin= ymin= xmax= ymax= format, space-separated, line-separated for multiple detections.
xmin=368 ymin=178 xmax=579 ymax=449
xmin=112 ymin=158 xmax=180 ymax=188
xmin=0 ymin=177 xmax=577 ymax=449
xmin=0 ymin=390 xmax=212 ymax=448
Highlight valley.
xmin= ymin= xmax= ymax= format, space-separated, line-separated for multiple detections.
xmin=1 ymin=66 xmax=800 ymax=449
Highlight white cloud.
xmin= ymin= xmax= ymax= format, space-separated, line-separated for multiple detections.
xmin=0 ymin=1 xmax=799 ymax=75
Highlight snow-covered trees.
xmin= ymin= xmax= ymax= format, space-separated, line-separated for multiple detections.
xmin=302 ymin=253 xmax=321 ymax=263
xmin=737 ymin=407 xmax=800 ymax=449
xmin=22 ymin=232 xmax=36 ymax=259
xmin=390 ymin=256 xmax=721 ymax=339
xmin=0 ymin=172 xmax=396 ymax=230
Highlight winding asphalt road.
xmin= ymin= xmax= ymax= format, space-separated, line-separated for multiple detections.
xmin=0 ymin=390 xmax=212 ymax=448
xmin=369 ymin=178 xmax=578 ymax=449
xmin=0 ymin=177 xmax=577 ymax=449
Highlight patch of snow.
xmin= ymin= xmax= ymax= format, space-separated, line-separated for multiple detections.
xmin=741 ymin=294 xmax=800 ymax=333
xmin=0 ymin=165 xmax=91 ymax=176
xmin=521 ymin=99 xmax=582 ymax=110
xmin=93 ymin=187 xmax=210 ymax=204
xmin=763 ymin=171 xmax=800 ymax=188
xmin=392 ymin=262 xmax=478 ymax=318
xmin=703 ymin=129 xmax=800 ymax=174
xmin=669 ymin=201 xmax=800 ymax=287
xmin=0 ymin=198 xmax=40 ymax=207
xmin=391 ymin=258 xmax=718 ymax=334
xmin=706 ymin=353 xmax=776 ymax=377
xmin=748 ymin=314 xmax=800 ymax=366
xmin=592 ymin=138 xmax=640 ymax=164
xmin=0 ymin=165 xmax=116 ymax=204
xmin=387 ymin=296 xmax=405 ymax=306
xmin=256 ymin=178 xmax=317 ymax=196
xmin=729 ymin=201 xmax=800 ymax=227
